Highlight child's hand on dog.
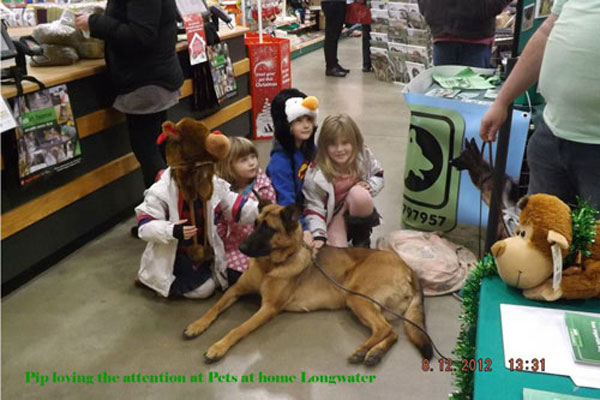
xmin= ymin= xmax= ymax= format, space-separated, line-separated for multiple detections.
xmin=313 ymin=239 xmax=325 ymax=250
xmin=303 ymin=230 xmax=314 ymax=247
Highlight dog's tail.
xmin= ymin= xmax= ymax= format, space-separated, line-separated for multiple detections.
xmin=404 ymin=273 xmax=433 ymax=359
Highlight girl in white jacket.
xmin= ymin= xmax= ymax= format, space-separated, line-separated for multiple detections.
xmin=135 ymin=169 xmax=258 ymax=299
xmin=303 ymin=114 xmax=384 ymax=248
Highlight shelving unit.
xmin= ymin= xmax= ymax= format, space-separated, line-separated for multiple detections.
xmin=291 ymin=34 xmax=325 ymax=58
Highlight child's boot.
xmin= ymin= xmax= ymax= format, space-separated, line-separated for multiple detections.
xmin=345 ymin=210 xmax=381 ymax=248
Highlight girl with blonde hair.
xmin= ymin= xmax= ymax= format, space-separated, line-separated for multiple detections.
xmin=216 ymin=137 xmax=276 ymax=285
xmin=303 ymin=114 xmax=384 ymax=248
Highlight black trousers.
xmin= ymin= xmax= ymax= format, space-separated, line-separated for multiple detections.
xmin=362 ymin=24 xmax=371 ymax=69
xmin=169 ymin=252 xmax=213 ymax=297
xmin=322 ymin=1 xmax=347 ymax=69
xmin=125 ymin=111 xmax=168 ymax=188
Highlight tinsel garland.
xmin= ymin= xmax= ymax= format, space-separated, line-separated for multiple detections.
xmin=449 ymin=254 xmax=498 ymax=400
xmin=566 ymin=198 xmax=599 ymax=266
xmin=449 ymin=199 xmax=598 ymax=400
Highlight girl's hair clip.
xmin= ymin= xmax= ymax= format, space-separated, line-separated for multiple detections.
xmin=212 ymin=130 xmax=224 ymax=135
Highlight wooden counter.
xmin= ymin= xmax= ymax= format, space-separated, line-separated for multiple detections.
xmin=1 ymin=25 xmax=253 ymax=291
xmin=2 ymin=26 xmax=249 ymax=99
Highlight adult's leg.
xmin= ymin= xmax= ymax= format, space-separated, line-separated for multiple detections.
xmin=432 ymin=42 xmax=460 ymax=66
xmin=526 ymin=118 xmax=577 ymax=206
xmin=457 ymin=43 xmax=492 ymax=68
xmin=322 ymin=1 xmax=347 ymax=70
xmin=322 ymin=1 xmax=337 ymax=69
xmin=332 ymin=2 xmax=347 ymax=52
xmin=126 ymin=110 xmax=168 ymax=188
xmin=362 ymin=24 xmax=372 ymax=70
xmin=564 ymin=140 xmax=600 ymax=212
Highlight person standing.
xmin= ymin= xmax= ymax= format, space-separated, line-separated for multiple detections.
xmin=75 ymin=0 xmax=184 ymax=189
xmin=417 ymin=0 xmax=510 ymax=68
xmin=322 ymin=0 xmax=348 ymax=77
xmin=346 ymin=0 xmax=372 ymax=72
xmin=480 ymin=0 xmax=600 ymax=211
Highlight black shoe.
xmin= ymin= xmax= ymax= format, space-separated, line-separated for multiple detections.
xmin=130 ymin=225 xmax=139 ymax=239
xmin=345 ymin=209 xmax=381 ymax=248
xmin=325 ymin=66 xmax=347 ymax=77
xmin=362 ymin=66 xmax=373 ymax=73
xmin=337 ymin=64 xmax=350 ymax=73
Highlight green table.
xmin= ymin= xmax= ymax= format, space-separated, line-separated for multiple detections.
xmin=473 ymin=276 xmax=600 ymax=399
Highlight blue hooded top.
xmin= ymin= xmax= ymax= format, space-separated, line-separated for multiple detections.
xmin=266 ymin=140 xmax=310 ymax=229
xmin=266 ymin=89 xmax=317 ymax=230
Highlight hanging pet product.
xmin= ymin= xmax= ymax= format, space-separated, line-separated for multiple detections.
xmin=176 ymin=0 xmax=233 ymax=111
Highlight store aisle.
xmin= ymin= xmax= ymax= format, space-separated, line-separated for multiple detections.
xmin=2 ymin=38 xmax=462 ymax=400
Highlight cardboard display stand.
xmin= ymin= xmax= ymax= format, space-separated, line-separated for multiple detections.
xmin=246 ymin=32 xmax=291 ymax=140
xmin=402 ymin=66 xmax=531 ymax=236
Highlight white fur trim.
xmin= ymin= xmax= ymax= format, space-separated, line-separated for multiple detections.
xmin=285 ymin=97 xmax=318 ymax=123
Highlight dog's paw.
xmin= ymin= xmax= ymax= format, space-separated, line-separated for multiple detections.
xmin=204 ymin=342 xmax=228 ymax=363
xmin=364 ymin=350 xmax=383 ymax=366
xmin=347 ymin=351 xmax=366 ymax=364
xmin=183 ymin=320 xmax=209 ymax=339
xmin=204 ymin=352 xmax=221 ymax=364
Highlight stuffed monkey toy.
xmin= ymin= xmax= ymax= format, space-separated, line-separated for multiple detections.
xmin=492 ymin=194 xmax=600 ymax=301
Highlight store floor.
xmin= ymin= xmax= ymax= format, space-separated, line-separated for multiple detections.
xmin=2 ymin=38 xmax=462 ymax=400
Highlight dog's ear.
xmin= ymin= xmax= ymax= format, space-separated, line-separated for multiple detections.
xmin=280 ymin=204 xmax=300 ymax=233
xmin=252 ymin=190 xmax=273 ymax=212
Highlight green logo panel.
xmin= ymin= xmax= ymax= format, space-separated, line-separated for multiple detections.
xmin=22 ymin=107 xmax=57 ymax=131
xmin=402 ymin=104 xmax=464 ymax=232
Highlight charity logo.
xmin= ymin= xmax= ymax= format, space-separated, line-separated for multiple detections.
xmin=253 ymin=59 xmax=275 ymax=75
xmin=404 ymin=125 xmax=443 ymax=192
xmin=190 ymin=33 xmax=206 ymax=60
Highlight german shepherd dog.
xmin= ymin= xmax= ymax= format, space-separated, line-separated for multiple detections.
xmin=183 ymin=204 xmax=432 ymax=365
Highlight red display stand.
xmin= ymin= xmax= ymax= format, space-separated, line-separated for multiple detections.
xmin=245 ymin=33 xmax=291 ymax=140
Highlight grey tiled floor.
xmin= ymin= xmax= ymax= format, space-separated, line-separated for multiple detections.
xmin=2 ymin=37 xmax=462 ymax=400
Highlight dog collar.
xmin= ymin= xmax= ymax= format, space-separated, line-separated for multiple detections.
xmin=269 ymin=243 xmax=308 ymax=266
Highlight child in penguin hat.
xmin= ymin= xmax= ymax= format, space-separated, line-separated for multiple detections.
xmin=266 ymin=88 xmax=319 ymax=245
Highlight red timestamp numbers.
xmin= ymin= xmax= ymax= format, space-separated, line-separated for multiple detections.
xmin=508 ymin=358 xmax=546 ymax=372
xmin=421 ymin=358 xmax=492 ymax=372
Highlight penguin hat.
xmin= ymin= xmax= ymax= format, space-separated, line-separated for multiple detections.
xmin=271 ymin=88 xmax=319 ymax=155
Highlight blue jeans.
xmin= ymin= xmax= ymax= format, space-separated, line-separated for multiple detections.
xmin=433 ymin=41 xmax=492 ymax=68
xmin=526 ymin=118 xmax=600 ymax=212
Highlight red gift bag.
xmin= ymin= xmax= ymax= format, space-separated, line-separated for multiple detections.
xmin=346 ymin=0 xmax=372 ymax=25
xmin=245 ymin=33 xmax=292 ymax=140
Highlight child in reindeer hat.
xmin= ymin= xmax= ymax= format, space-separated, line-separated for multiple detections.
xmin=135 ymin=119 xmax=260 ymax=299
xmin=266 ymin=88 xmax=319 ymax=245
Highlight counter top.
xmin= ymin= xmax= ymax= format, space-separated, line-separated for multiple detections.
xmin=2 ymin=25 xmax=249 ymax=99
